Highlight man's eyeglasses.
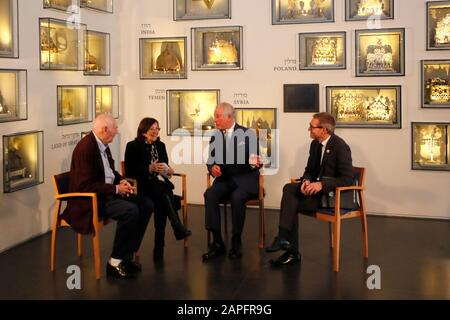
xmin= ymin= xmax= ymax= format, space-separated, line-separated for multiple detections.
xmin=308 ymin=124 xmax=323 ymax=130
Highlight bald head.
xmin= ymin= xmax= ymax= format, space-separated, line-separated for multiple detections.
xmin=214 ymin=102 xmax=235 ymax=130
xmin=93 ymin=114 xmax=118 ymax=144
xmin=216 ymin=102 xmax=234 ymax=117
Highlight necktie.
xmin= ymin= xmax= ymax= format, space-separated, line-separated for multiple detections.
xmin=319 ymin=143 xmax=324 ymax=165
xmin=315 ymin=143 xmax=323 ymax=181
xmin=105 ymin=146 xmax=114 ymax=169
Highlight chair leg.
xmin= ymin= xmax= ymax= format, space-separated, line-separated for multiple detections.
xmin=77 ymin=234 xmax=82 ymax=257
xmin=329 ymin=222 xmax=334 ymax=248
xmin=361 ymin=211 xmax=369 ymax=259
xmin=183 ymin=204 xmax=188 ymax=248
xmin=333 ymin=218 xmax=341 ymax=272
xmin=258 ymin=203 xmax=265 ymax=249
xmin=50 ymin=203 xmax=60 ymax=272
xmin=92 ymin=234 xmax=101 ymax=280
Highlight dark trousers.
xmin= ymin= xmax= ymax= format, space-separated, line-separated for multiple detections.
xmin=143 ymin=179 xmax=178 ymax=250
xmin=204 ymin=175 xmax=258 ymax=240
xmin=279 ymin=183 xmax=320 ymax=252
xmin=104 ymin=195 xmax=153 ymax=261
xmin=153 ymin=193 xmax=177 ymax=249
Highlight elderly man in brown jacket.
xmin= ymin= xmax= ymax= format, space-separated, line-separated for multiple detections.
xmin=62 ymin=114 xmax=153 ymax=278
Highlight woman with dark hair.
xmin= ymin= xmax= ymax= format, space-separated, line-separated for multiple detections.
xmin=125 ymin=117 xmax=191 ymax=261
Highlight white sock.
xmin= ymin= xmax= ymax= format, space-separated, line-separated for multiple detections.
xmin=109 ymin=257 xmax=122 ymax=267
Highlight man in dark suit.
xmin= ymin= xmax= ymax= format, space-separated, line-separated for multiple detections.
xmin=62 ymin=114 xmax=153 ymax=278
xmin=203 ymin=102 xmax=262 ymax=261
xmin=266 ymin=112 xmax=354 ymax=266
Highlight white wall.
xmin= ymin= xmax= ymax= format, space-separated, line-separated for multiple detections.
xmin=0 ymin=0 xmax=121 ymax=252
xmin=0 ymin=0 xmax=448 ymax=253
xmin=118 ymin=0 xmax=450 ymax=220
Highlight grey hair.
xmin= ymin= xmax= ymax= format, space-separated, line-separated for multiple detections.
xmin=313 ymin=112 xmax=335 ymax=134
xmin=93 ymin=113 xmax=116 ymax=133
xmin=216 ymin=102 xmax=235 ymax=118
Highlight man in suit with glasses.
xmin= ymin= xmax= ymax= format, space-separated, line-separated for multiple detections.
xmin=266 ymin=112 xmax=354 ymax=266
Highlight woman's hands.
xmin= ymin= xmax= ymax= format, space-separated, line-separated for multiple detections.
xmin=149 ymin=161 xmax=173 ymax=177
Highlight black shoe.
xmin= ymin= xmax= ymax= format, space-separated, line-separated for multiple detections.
xmin=202 ymin=243 xmax=226 ymax=262
xmin=167 ymin=203 xmax=192 ymax=240
xmin=123 ymin=260 xmax=142 ymax=273
xmin=228 ymin=247 xmax=242 ymax=260
xmin=269 ymin=251 xmax=301 ymax=267
xmin=174 ymin=227 xmax=192 ymax=241
xmin=153 ymin=247 xmax=164 ymax=262
xmin=265 ymin=236 xmax=291 ymax=252
xmin=106 ymin=261 xmax=137 ymax=278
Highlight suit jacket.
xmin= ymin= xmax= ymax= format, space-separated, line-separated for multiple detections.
xmin=62 ymin=132 xmax=122 ymax=234
xmin=207 ymin=123 xmax=260 ymax=193
xmin=302 ymin=134 xmax=356 ymax=209
xmin=124 ymin=138 xmax=174 ymax=198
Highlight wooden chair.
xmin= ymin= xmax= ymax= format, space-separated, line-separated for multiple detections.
xmin=50 ymin=172 xmax=105 ymax=280
xmin=291 ymin=166 xmax=368 ymax=272
xmin=120 ymin=161 xmax=189 ymax=247
xmin=206 ymin=173 xmax=265 ymax=249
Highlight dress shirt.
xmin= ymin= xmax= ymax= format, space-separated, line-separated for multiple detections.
xmin=320 ymin=135 xmax=331 ymax=165
xmin=93 ymin=133 xmax=117 ymax=191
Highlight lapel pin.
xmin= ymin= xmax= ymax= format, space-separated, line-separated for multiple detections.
xmin=326 ymin=149 xmax=330 ymax=153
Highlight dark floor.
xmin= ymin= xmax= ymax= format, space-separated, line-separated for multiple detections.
xmin=0 ymin=205 xmax=449 ymax=300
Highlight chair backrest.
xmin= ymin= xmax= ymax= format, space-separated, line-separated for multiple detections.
xmin=53 ymin=172 xmax=70 ymax=195
xmin=352 ymin=167 xmax=365 ymax=187
xmin=120 ymin=161 xmax=125 ymax=176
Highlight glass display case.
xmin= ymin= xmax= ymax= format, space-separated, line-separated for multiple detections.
xmin=139 ymin=37 xmax=187 ymax=79
xmin=345 ymin=0 xmax=394 ymax=21
xmin=95 ymin=85 xmax=119 ymax=118
xmin=166 ymin=89 xmax=219 ymax=135
xmin=412 ymin=122 xmax=450 ymax=171
xmin=43 ymin=0 xmax=80 ymax=13
xmin=191 ymin=26 xmax=243 ymax=71
xmin=299 ymin=32 xmax=346 ymax=70
xmin=3 ymin=131 xmax=44 ymax=193
xmin=235 ymin=108 xmax=277 ymax=169
xmin=0 ymin=69 xmax=27 ymax=123
xmin=40 ymin=18 xmax=86 ymax=71
xmin=427 ymin=1 xmax=450 ymax=50
xmin=326 ymin=85 xmax=401 ymax=128
xmin=421 ymin=60 xmax=450 ymax=108
xmin=283 ymin=84 xmax=319 ymax=112
xmin=85 ymin=30 xmax=110 ymax=75
xmin=80 ymin=0 xmax=113 ymax=13
xmin=174 ymin=0 xmax=231 ymax=20
xmin=355 ymin=28 xmax=405 ymax=77
xmin=271 ymin=0 xmax=334 ymax=25
xmin=57 ymin=85 xmax=92 ymax=126
xmin=0 ymin=0 xmax=18 ymax=58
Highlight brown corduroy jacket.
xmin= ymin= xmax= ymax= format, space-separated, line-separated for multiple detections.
xmin=62 ymin=132 xmax=122 ymax=234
